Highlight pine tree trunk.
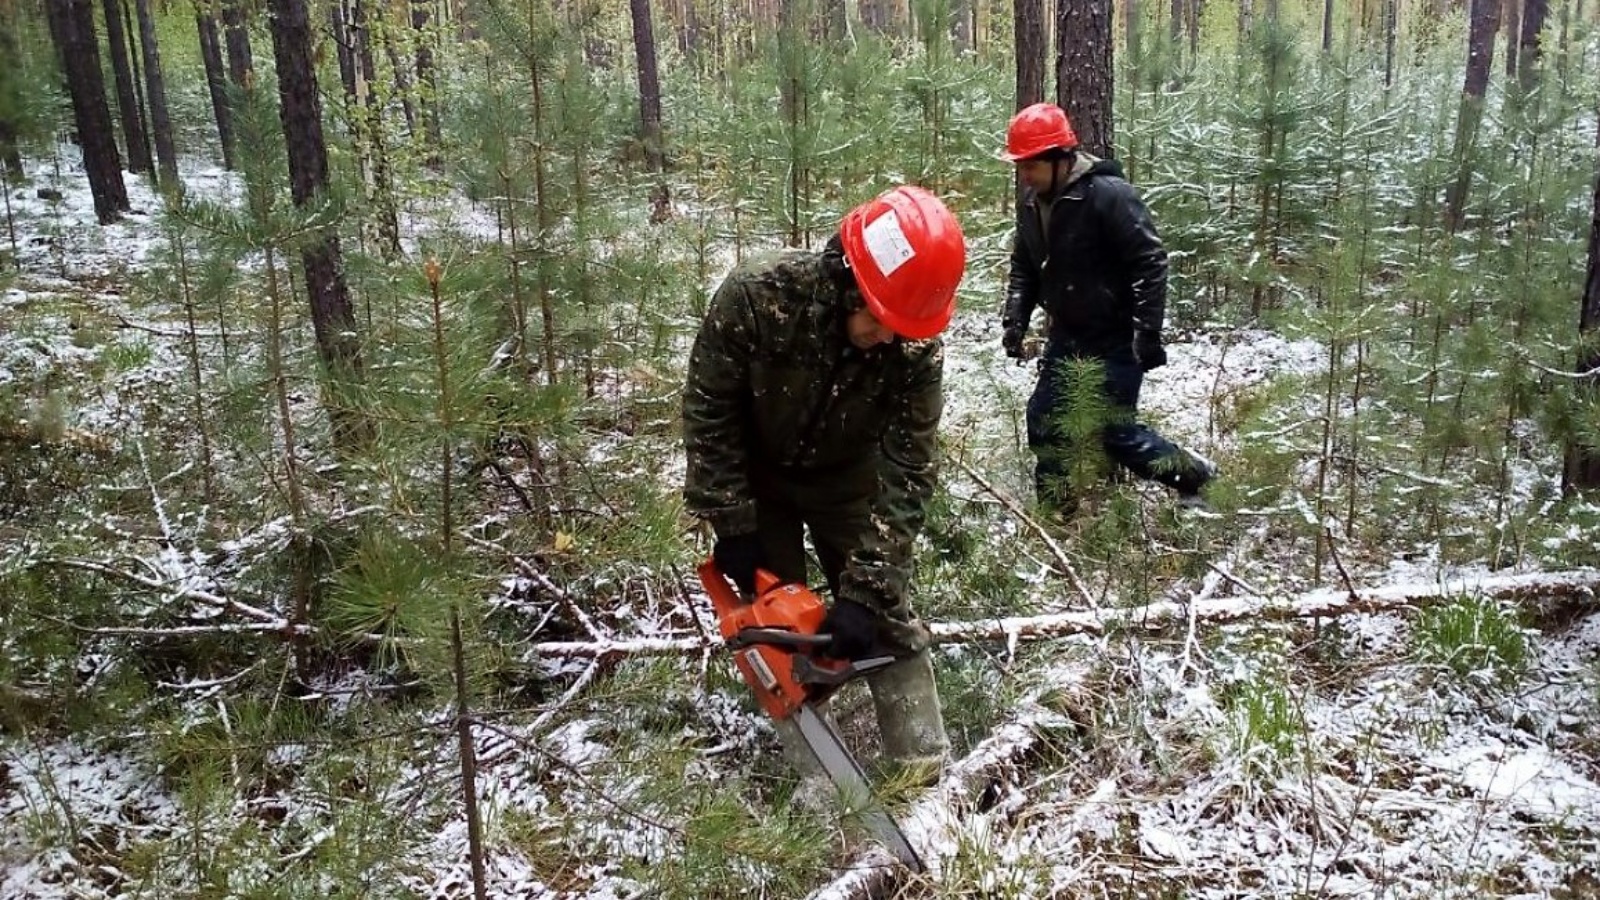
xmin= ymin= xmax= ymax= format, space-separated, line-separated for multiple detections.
xmin=861 ymin=0 xmax=895 ymax=33
xmin=1385 ymin=0 xmax=1398 ymax=86
xmin=1519 ymin=0 xmax=1547 ymax=91
xmin=1186 ymin=0 xmax=1200 ymax=52
xmin=133 ymin=0 xmax=178 ymax=188
xmin=1055 ymin=0 xmax=1114 ymax=158
xmin=330 ymin=1 xmax=358 ymax=99
xmin=222 ymin=0 xmax=253 ymax=83
xmin=100 ymin=0 xmax=151 ymax=173
xmin=354 ymin=0 xmax=399 ymax=258
xmin=1564 ymin=170 xmax=1600 ymax=494
xmin=1445 ymin=0 xmax=1500 ymax=229
xmin=1503 ymin=0 xmax=1521 ymax=76
xmin=196 ymin=5 xmax=235 ymax=169
xmin=0 ymin=7 xmax=20 ymax=179
xmin=822 ymin=0 xmax=847 ymax=41
xmin=267 ymin=0 xmax=372 ymax=449
xmin=1322 ymin=0 xmax=1334 ymax=51
xmin=629 ymin=0 xmax=666 ymax=172
xmin=382 ymin=26 xmax=418 ymax=139
xmin=412 ymin=0 xmax=443 ymax=167
xmin=1016 ymin=0 xmax=1047 ymax=109
xmin=46 ymin=0 xmax=128 ymax=224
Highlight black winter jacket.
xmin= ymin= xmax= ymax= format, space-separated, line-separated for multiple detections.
xmin=1003 ymin=157 xmax=1168 ymax=359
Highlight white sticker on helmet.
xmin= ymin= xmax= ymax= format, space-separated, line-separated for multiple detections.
xmin=862 ymin=210 xmax=915 ymax=277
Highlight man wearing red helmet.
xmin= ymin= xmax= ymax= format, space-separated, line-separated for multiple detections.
xmin=682 ymin=185 xmax=966 ymax=774
xmin=1001 ymin=102 xmax=1216 ymax=515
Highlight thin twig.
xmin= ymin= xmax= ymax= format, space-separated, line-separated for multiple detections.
xmin=948 ymin=454 xmax=1097 ymax=609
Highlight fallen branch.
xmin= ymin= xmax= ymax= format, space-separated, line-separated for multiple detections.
xmin=518 ymin=569 xmax=1600 ymax=659
xmin=949 ymin=454 xmax=1097 ymax=608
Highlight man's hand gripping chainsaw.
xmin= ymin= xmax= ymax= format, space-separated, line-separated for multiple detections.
xmin=697 ymin=559 xmax=926 ymax=873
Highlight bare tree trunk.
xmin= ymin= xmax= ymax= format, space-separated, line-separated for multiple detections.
xmin=1445 ymin=0 xmax=1500 ymax=229
xmin=629 ymin=0 xmax=665 ymax=172
xmin=46 ymin=0 xmax=128 ymax=223
xmin=822 ymin=0 xmax=847 ymax=41
xmin=222 ymin=0 xmax=253 ymax=83
xmin=1055 ymin=0 xmax=1113 ymax=158
xmin=267 ymin=0 xmax=372 ymax=449
xmin=1519 ymin=0 xmax=1547 ymax=91
xmin=0 ymin=4 xmax=20 ymax=179
xmin=1503 ymin=0 xmax=1521 ymax=75
xmin=1016 ymin=0 xmax=1046 ymax=109
xmin=133 ymin=0 xmax=179 ymax=189
xmin=101 ymin=0 xmax=151 ymax=173
xmin=195 ymin=3 xmax=235 ymax=168
xmin=1322 ymin=0 xmax=1334 ymax=51
xmin=1564 ymin=168 xmax=1600 ymax=494
xmin=382 ymin=22 xmax=418 ymax=140
xmin=355 ymin=0 xmax=399 ymax=258
xmin=1385 ymin=0 xmax=1398 ymax=85
xmin=412 ymin=0 xmax=443 ymax=167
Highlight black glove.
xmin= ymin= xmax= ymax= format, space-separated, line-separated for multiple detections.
xmin=820 ymin=598 xmax=880 ymax=661
xmin=1134 ymin=330 xmax=1167 ymax=372
xmin=1002 ymin=325 xmax=1027 ymax=359
xmin=712 ymin=532 xmax=764 ymax=595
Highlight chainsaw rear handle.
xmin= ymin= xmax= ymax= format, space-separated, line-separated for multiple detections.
xmin=727 ymin=627 xmax=830 ymax=650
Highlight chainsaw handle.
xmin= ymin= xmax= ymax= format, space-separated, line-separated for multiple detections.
xmin=727 ymin=627 xmax=831 ymax=650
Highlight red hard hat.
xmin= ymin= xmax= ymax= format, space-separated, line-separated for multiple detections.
xmin=838 ymin=185 xmax=966 ymax=340
xmin=1001 ymin=102 xmax=1079 ymax=161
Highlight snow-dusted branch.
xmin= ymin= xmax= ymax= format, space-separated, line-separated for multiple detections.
xmin=948 ymin=454 xmax=1097 ymax=608
xmin=40 ymin=555 xmax=284 ymax=624
xmin=516 ymin=569 xmax=1600 ymax=659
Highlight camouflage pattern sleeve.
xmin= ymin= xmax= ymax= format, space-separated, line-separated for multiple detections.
xmin=838 ymin=339 xmax=944 ymax=613
xmin=682 ymin=278 xmax=760 ymax=536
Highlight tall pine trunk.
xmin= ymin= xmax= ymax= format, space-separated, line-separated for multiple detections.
xmin=196 ymin=4 xmax=235 ymax=168
xmin=222 ymin=0 xmax=253 ymax=83
xmin=1056 ymin=0 xmax=1113 ymax=158
xmin=133 ymin=0 xmax=179 ymax=188
xmin=412 ymin=0 xmax=443 ymax=167
xmin=629 ymin=0 xmax=665 ymax=172
xmin=1519 ymin=0 xmax=1547 ymax=92
xmin=1016 ymin=0 xmax=1046 ymax=109
xmin=100 ymin=0 xmax=151 ymax=173
xmin=1564 ymin=169 xmax=1600 ymax=494
xmin=1503 ymin=0 xmax=1521 ymax=76
xmin=46 ymin=0 xmax=128 ymax=223
xmin=268 ymin=0 xmax=372 ymax=449
xmin=1445 ymin=0 xmax=1500 ymax=229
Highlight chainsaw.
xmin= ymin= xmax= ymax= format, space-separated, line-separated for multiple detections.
xmin=697 ymin=559 xmax=925 ymax=873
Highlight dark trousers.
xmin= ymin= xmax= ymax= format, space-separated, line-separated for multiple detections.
xmin=749 ymin=466 xmax=929 ymax=656
xmin=1025 ymin=352 xmax=1204 ymax=511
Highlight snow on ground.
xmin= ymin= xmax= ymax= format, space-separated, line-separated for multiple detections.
xmin=3 ymin=160 xmax=1599 ymax=898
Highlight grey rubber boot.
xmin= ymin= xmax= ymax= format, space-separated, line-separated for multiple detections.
xmin=867 ymin=649 xmax=950 ymax=774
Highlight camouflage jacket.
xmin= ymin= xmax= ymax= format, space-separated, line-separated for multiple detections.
xmin=682 ymin=249 xmax=944 ymax=610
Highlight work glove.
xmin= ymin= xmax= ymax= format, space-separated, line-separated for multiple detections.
xmin=820 ymin=597 xmax=880 ymax=661
xmin=712 ymin=531 xmax=764 ymax=595
xmin=1134 ymin=330 xmax=1167 ymax=372
xmin=1002 ymin=325 xmax=1028 ymax=359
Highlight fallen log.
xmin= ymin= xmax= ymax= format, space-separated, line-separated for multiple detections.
xmin=519 ymin=568 xmax=1600 ymax=659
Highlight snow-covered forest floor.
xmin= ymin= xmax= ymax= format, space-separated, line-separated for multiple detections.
xmin=4 ymin=140 xmax=1600 ymax=900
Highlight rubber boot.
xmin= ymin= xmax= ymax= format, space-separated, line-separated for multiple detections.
xmin=867 ymin=649 xmax=949 ymax=780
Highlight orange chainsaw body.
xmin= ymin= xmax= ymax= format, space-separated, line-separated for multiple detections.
xmin=697 ymin=560 xmax=845 ymax=721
